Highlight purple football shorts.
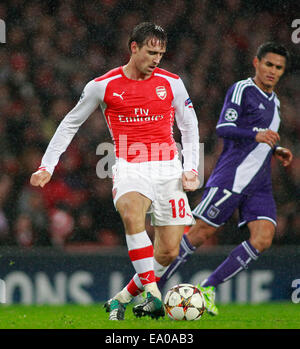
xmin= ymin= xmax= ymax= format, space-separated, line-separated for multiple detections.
xmin=192 ymin=186 xmax=277 ymax=228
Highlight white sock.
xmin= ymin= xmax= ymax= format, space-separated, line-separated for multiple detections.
xmin=126 ymin=231 xmax=156 ymax=286
xmin=153 ymin=258 xmax=169 ymax=278
xmin=114 ymin=287 xmax=134 ymax=304
xmin=144 ymin=282 xmax=161 ymax=300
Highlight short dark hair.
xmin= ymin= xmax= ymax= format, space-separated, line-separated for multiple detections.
xmin=256 ymin=42 xmax=290 ymax=67
xmin=128 ymin=22 xmax=167 ymax=52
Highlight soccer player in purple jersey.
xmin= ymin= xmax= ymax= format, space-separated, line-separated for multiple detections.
xmin=157 ymin=42 xmax=293 ymax=315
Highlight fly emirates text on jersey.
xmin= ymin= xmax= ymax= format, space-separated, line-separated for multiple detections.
xmin=117 ymin=108 xmax=164 ymax=123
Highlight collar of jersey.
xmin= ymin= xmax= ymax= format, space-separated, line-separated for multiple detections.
xmin=249 ymin=77 xmax=275 ymax=101
xmin=120 ymin=66 xmax=156 ymax=82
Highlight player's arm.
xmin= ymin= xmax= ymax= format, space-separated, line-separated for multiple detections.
xmin=217 ymin=117 xmax=280 ymax=148
xmin=215 ymin=84 xmax=255 ymax=140
xmin=255 ymin=129 xmax=280 ymax=148
xmin=30 ymin=80 xmax=101 ymax=188
xmin=216 ymin=84 xmax=280 ymax=147
xmin=172 ymin=78 xmax=200 ymax=192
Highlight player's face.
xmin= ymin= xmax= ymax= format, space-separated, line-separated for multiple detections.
xmin=132 ymin=38 xmax=166 ymax=78
xmin=253 ymin=52 xmax=286 ymax=92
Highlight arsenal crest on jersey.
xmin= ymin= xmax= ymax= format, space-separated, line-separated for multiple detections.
xmin=156 ymin=86 xmax=167 ymax=100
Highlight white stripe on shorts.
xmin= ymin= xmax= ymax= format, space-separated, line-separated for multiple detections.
xmin=257 ymin=216 xmax=277 ymax=227
xmin=192 ymin=187 xmax=218 ymax=217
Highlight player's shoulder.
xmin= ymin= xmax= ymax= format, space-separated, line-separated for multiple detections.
xmin=94 ymin=67 xmax=122 ymax=82
xmin=154 ymin=67 xmax=180 ymax=80
xmin=82 ymin=67 xmax=123 ymax=98
xmin=230 ymin=77 xmax=255 ymax=105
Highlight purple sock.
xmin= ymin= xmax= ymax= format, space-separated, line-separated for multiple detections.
xmin=202 ymin=240 xmax=260 ymax=288
xmin=157 ymin=234 xmax=196 ymax=290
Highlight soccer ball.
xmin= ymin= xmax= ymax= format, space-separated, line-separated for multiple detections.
xmin=164 ymin=283 xmax=206 ymax=321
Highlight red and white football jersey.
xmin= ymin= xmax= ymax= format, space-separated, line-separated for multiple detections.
xmin=40 ymin=66 xmax=199 ymax=175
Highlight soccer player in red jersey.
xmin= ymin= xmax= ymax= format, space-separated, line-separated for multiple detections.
xmin=30 ymin=22 xmax=200 ymax=320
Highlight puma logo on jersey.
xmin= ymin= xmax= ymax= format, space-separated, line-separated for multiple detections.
xmin=113 ymin=91 xmax=125 ymax=100
xmin=139 ymin=273 xmax=151 ymax=282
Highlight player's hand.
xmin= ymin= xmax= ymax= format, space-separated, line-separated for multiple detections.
xmin=274 ymin=147 xmax=293 ymax=167
xmin=182 ymin=171 xmax=200 ymax=192
xmin=255 ymin=129 xmax=280 ymax=148
xmin=30 ymin=169 xmax=52 ymax=188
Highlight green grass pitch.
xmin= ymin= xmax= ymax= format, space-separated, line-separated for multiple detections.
xmin=0 ymin=302 xmax=299 ymax=329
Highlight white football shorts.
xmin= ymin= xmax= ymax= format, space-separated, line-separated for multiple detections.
xmin=112 ymin=157 xmax=195 ymax=226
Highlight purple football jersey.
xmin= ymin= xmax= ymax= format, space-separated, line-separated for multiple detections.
xmin=206 ymin=78 xmax=281 ymax=194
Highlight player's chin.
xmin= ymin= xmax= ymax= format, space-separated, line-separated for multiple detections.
xmin=183 ymin=186 xmax=195 ymax=192
xmin=264 ymin=79 xmax=276 ymax=89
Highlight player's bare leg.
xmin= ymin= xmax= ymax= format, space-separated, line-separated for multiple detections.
xmin=186 ymin=219 xmax=217 ymax=247
xmin=153 ymin=225 xmax=186 ymax=267
xmin=116 ymin=192 xmax=151 ymax=234
xmin=157 ymin=219 xmax=216 ymax=289
xmin=248 ymin=219 xmax=275 ymax=252
xmin=106 ymin=192 xmax=163 ymax=319
xmin=117 ymin=192 xmax=161 ymax=299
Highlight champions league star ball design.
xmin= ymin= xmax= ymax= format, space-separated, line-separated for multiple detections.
xmin=164 ymin=284 xmax=206 ymax=321
xmin=224 ymin=108 xmax=238 ymax=122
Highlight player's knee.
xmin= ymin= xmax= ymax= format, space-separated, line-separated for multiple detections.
xmin=166 ymin=248 xmax=180 ymax=263
xmin=251 ymin=230 xmax=274 ymax=252
xmin=155 ymin=248 xmax=179 ymax=266
xmin=121 ymin=210 xmax=144 ymax=233
xmin=259 ymin=236 xmax=273 ymax=252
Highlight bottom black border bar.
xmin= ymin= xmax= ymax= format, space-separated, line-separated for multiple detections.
xmin=0 ymin=329 xmax=299 ymax=346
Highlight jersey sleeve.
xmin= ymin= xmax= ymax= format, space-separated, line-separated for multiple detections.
xmin=216 ymin=83 xmax=257 ymax=140
xmin=40 ymin=80 xmax=102 ymax=175
xmin=172 ymin=78 xmax=199 ymax=174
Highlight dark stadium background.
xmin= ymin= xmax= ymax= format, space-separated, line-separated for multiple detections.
xmin=0 ymin=0 xmax=299 ymax=304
